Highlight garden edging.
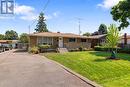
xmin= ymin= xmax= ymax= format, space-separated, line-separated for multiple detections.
xmin=44 ymin=56 xmax=102 ymax=87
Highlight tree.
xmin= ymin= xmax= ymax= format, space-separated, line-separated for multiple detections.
xmin=83 ymin=32 xmax=91 ymax=36
xmin=92 ymin=31 xmax=99 ymax=36
xmin=98 ymin=24 xmax=107 ymax=34
xmin=111 ymin=0 xmax=130 ymax=30
xmin=35 ymin=12 xmax=48 ymax=32
xmin=5 ymin=30 xmax=18 ymax=40
xmin=0 ymin=34 xmax=5 ymax=40
xmin=106 ymin=24 xmax=120 ymax=59
xmin=19 ymin=33 xmax=29 ymax=43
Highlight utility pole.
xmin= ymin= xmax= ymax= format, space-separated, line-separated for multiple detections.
xmin=76 ymin=17 xmax=83 ymax=35
xmin=28 ymin=25 xmax=30 ymax=34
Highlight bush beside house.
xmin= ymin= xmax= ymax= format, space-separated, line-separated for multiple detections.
xmin=38 ymin=44 xmax=51 ymax=53
xmin=29 ymin=46 xmax=39 ymax=54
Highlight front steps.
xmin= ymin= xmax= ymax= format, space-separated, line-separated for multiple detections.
xmin=57 ymin=48 xmax=68 ymax=53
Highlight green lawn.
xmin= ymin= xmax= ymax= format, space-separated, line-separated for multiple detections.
xmin=44 ymin=51 xmax=130 ymax=87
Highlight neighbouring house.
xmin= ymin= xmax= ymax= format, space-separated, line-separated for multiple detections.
xmin=87 ymin=34 xmax=107 ymax=48
xmin=0 ymin=40 xmax=19 ymax=48
xmin=29 ymin=32 xmax=107 ymax=50
xmin=119 ymin=33 xmax=130 ymax=44
xmin=119 ymin=33 xmax=130 ymax=48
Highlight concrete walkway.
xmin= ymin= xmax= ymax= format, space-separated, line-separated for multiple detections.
xmin=0 ymin=50 xmax=93 ymax=87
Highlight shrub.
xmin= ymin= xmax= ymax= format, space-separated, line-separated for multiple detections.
xmin=94 ymin=46 xmax=103 ymax=51
xmin=94 ymin=46 xmax=120 ymax=52
xmin=38 ymin=44 xmax=51 ymax=49
xmin=79 ymin=46 xmax=83 ymax=51
xmin=70 ymin=48 xmax=79 ymax=52
xmin=38 ymin=44 xmax=52 ymax=53
xmin=29 ymin=46 xmax=39 ymax=54
xmin=118 ymin=48 xmax=130 ymax=54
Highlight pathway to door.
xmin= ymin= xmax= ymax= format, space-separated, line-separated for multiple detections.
xmin=0 ymin=50 xmax=93 ymax=87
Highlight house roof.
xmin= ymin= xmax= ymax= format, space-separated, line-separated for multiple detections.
xmin=121 ymin=35 xmax=130 ymax=39
xmin=0 ymin=40 xmax=8 ymax=43
xmin=86 ymin=34 xmax=107 ymax=39
xmin=29 ymin=32 xmax=88 ymax=38
xmin=29 ymin=32 xmax=107 ymax=39
xmin=0 ymin=40 xmax=18 ymax=43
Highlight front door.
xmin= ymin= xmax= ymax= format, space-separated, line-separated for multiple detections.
xmin=59 ymin=37 xmax=63 ymax=48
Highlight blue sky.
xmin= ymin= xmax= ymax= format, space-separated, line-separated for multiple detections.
xmin=0 ymin=0 xmax=129 ymax=35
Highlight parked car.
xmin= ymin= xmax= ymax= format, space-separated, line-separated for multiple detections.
xmin=0 ymin=46 xmax=5 ymax=53
xmin=4 ymin=46 xmax=10 ymax=51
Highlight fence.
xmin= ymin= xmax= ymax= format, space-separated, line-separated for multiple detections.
xmin=118 ymin=44 xmax=130 ymax=49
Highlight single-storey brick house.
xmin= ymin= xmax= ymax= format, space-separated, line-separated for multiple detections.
xmin=29 ymin=32 xmax=106 ymax=50
xmin=88 ymin=34 xmax=107 ymax=48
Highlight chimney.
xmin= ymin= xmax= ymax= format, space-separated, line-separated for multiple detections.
xmin=124 ymin=33 xmax=127 ymax=45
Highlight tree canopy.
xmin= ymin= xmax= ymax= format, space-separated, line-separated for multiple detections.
xmin=83 ymin=32 xmax=91 ymax=36
xmin=106 ymin=24 xmax=120 ymax=59
xmin=0 ymin=34 xmax=5 ymax=40
xmin=35 ymin=12 xmax=48 ymax=32
xmin=19 ymin=33 xmax=29 ymax=43
xmin=106 ymin=24 xmax=120 ymax=49
xmin=111 ymin=0 xmax=130 ymax=30
xmin=5 ymin=30 xmax=18 ymax=40
xmin=98 ymin=24 xmax=107 ymax=34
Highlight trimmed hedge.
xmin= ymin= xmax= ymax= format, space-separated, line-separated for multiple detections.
xmin=38 ymin=44 xmax=51 ymax=49
xmin=118 ymin=48 xmax=130 ymax=54
xmin=38 ymin=44 xmax=52 ymax=53
xmin=94 ymin=46 xmax=130 ymax=54
xmin=94 ymin=46 xmax=118 ymax=52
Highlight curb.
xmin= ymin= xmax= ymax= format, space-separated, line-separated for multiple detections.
xmin=47 ymin=57 xmax=102 ymax=87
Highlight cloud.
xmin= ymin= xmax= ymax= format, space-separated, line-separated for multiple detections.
xmin=0 ymin=3 xmax=60 ymax=21
xmin=53 ymin=11 xmax=60 ymax=17
xmin=98 ymin=0 xmax=121 ymax=9
xmin=15 ymin=5 xmax=35 ymax=15
xmin=45 ymin=15 xmax=52 ymax=20
xmin=15 ymin=4 xmax=60 ymax=21
xmin=0 ymin=16 xmax=15 ymax=19
xmin=45 ymin=11 xmax=61 ymax=20
xmin=15 ymin=4 xmax=38 ymax=21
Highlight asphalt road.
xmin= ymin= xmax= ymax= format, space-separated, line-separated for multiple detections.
xmin=0 ymin=50 xmax=93 ymax=87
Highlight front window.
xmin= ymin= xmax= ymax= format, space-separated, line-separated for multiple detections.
xmin=81 ymin=39 xmax=86 ymax=42
xmin=37 ymin=37 xmax=53 ymax=45
xmin=69 ymin=38 xmax=76 ymax=42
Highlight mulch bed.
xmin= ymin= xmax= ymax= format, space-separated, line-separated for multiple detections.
xmin=106 ymin=57 xmax=120 ymax=60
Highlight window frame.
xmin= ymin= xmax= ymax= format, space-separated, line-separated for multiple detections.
xmin=37 ymin=37 xmax=53 ymax=45
xmin=81 ymin=39 xmax=87 ymax=42
xmin=69 ymin=38 xmax=76 ymax=43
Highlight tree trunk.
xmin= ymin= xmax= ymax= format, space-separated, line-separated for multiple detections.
xmin=110 ymin=49 xmax=116 ymax=59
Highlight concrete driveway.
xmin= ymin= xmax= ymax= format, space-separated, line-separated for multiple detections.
xmin=0 ymin=50 xmax=93 ymax=87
